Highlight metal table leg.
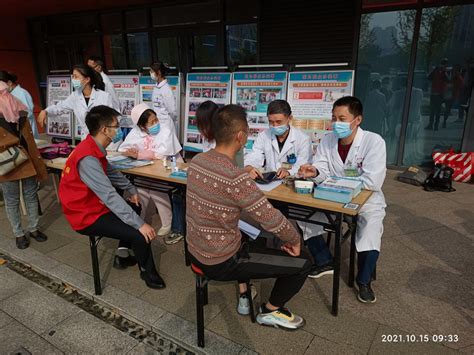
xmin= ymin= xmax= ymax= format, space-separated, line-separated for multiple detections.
xmin=349 ymin=215 xmax=358 ymax=288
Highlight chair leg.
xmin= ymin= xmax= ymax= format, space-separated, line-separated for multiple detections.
xmin=203 ymin=281 xmax=209 ymax=306
xmin=246 ymin=281 xmax=256 ymax=323
xmin=89 ymin=236 xmax=102 ymax=296
xmin=196 ymin=275 xmax=205 ymax=348
xmin=326 ymin=232 xmax=332 ymax=247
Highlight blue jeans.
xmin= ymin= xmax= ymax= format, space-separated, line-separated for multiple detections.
xmin=171 ymin=190 xmax=184 ymax=235
xmin=306 ymin=235 xmax=379 ymax=285
xmin=1 ymin=177 xmax=39 ymax=238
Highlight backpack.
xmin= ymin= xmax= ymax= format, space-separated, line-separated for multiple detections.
xmin=423 ymin=164 xmax=456 ymax=192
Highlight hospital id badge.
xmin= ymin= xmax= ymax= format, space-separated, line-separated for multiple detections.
xmin=344 ymin=168 xmax=359 ymax=178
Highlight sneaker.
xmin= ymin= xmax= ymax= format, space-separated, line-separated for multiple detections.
xmin=256 ymin=304 xmax=305 ymax=330
xmin=164 ymin=232 xmax=184 ymax=245
xmin=16 ymin=236 xmax=30 ymax=249
xmin=357 ymin=282 xmax=376 ymax=303
xmin=28 ymin=230 xmax=48 ymax=242
xmin=237 ymin=284 xmax=257 ymax=315
xmin=157 ymin=224 xmax=172 ymax=237
xmin=113 ymin=255 xmax=137 ymax=270
xmin=307 ymin=263 xmax=334 ymax=279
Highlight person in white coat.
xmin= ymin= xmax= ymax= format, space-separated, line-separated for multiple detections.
xmin=150 ymin=62 xmax=177 ymax=133
xmin=119 ymin=103 xmax=185 ymax=245
xmin=38 ymin=64 xmax=119 ymax=142
xmin=6 ymin=72 xmax=39 ymax=138
xmin=299 ymin=96 xmax=386 ymax=304
xmin=87 ymin=56 xmax=121 ymax=111
xmin=244 ymin=100 xmax=312 ymax=180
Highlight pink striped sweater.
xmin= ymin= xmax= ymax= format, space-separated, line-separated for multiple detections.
xmin=186 ymin=149 xmax=299 ymax=265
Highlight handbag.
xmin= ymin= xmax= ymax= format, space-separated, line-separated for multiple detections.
xmin=39 ymin=142 xmax=73 ymax=160
xmin=397 ymin=166 xmax=428 ymax=186
xmin=432 ymin=149 xmax=473 ymax=183
xmin=0 ymin=145 xmax=28 ymax=176
xmin=423 ymin=164 xmax=456 ymax=192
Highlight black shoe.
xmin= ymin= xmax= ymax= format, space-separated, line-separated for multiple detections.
xmin=16 ymin=236 xmax=30 ymax=249
xmin=29 ymin=230 xmax=48 ymax=242
xmin=357 ymin=282 xmax=376 ymax=303
xmin=113 ymin=255 xmax=137 ymax=270
xmin=307 ymin=263 xmax=334 ymax=279
xmin=140 ymin=271 xmax=166 ymax=289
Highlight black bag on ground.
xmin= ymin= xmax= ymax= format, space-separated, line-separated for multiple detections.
xmin=397 ymin=166 xmax=427 ymax=186
xmin=423 ymin=164 xmax=456 ymax=192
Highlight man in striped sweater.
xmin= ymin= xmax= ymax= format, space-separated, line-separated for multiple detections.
xmin=187 ymin=104 xmax=311 ymax=330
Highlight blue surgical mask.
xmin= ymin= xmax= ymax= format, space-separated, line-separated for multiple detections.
xmin=111 ymin=127 xmax=123 ymax=143
xmin=270 ymin=125 xmax=289 ymax=136
xmin=71 ymin=79 xmax=84 ymax=91
xmin=148 ymin=123 xmax=161 ymax=136
xmin=332 ymin=120 xmax=354 ymax=139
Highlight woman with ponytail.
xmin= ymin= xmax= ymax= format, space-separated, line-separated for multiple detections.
xmin=38 ymin=64 xmax=119 ymax=141
xmin=149 ymin=62 xmax=177 ymax=132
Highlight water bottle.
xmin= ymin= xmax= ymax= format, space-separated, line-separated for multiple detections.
xmin=171 ymin=155 xmax=177 ymax=172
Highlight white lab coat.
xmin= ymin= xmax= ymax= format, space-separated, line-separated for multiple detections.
xmin=45 ymin=88 xmax=117 ymax=141
xmin=244 ymin=126 xmax=312 ymax=175
xmin=301 ymin=128 xmax=387 ymax=252
xmin=118 ymin=124 xmax=182 ymax=158
xmin=202 ymin=138 xmax=216 ymax=152
xmin=152 ymin=79 xmax=177 ymax=132
xmin=101 ymin=72 xmax=121 ymax=112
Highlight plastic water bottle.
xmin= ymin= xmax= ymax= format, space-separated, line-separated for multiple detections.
xmin=171 ymin=156 xmax=178 ymax=172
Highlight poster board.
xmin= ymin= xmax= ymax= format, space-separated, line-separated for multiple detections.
xmin=183 ymin=72 xmax=232 ymax=152
xmin=139 ymin=75 xmax=181 ymax=135
xmin=287 ymin=70 xmax=354 ymax=151
xmin=109 ymin=75 xmax=140 ymax=128
xmin=46 ymin=75 xmax=72 ymax=138
xmin=231 ymin=71 xmax=288 ymax=151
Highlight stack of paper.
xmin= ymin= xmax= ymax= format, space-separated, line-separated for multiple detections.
xmin=314 ymin=177 xmax=362 ymax=203
xmin=107 ymin=156 xmax=153 ymax=170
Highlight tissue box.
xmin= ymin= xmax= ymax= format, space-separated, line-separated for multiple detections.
xmin=294 ymin=180 xmax=314 ymax=194
xmin=314 ymin=177 xmax=362 ymax=203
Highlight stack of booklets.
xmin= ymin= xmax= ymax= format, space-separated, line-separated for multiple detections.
xmin=314 ymin=177 xmax=363 ymax=203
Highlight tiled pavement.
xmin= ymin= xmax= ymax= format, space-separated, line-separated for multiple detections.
xmin=0 ymin=170 xmax=473 ymax=354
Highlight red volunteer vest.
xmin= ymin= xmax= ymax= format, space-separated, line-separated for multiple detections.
xmin=59 ymin=135 xmax=110 ymax=231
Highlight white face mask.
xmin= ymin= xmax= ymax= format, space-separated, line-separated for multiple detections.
xmin=150 ymin=72 xmax=157 ymax=81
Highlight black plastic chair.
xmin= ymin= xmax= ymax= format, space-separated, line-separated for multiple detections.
xmin=88 ymin=235 xmax=103 ymax=295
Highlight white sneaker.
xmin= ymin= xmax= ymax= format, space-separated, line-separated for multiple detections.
xmin=256 ymin=305 xmax=305 ymax=330
xmin=237 ymin=284 xmax=257 ymax=315
xmin=157 ymin=225 xmax=172 ymax=236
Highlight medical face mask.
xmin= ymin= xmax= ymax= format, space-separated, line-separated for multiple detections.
xmin=332 ymin=120 xmax=355 ymax=139
xmin=72 ymin=79 xmax=84 ymax=91
xmin=270 ymin=124 xmax=289 ymax=136
xmin=110 ymin=127 xmax=123 ymax=143
xmin=148 ymin=123 xmax=161 ymax=136
xmin=150 ymin=72 xmax=157 ymax=81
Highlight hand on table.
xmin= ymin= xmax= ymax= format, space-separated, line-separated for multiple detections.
xmin=123 ymin=149 xmax=138 ymax=159
xmin=276 ymin=168 xmax=290 ymax=179
xmin=298 ymin=164 xmax=317 ymax=179
xmin=245 ymin=166 xmax=263 ymax=180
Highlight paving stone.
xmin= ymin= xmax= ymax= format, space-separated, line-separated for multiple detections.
xmin=0 ymin=266 xmax=31 ymax=301
xmin=45 ymin=310 xmax=139 ymax=353
xmin=0 ymin=309 xmax=14 ymax=329
xmin=0 ymin=284 xmax=80 ymax=334
xmin=0 ymin=319 xmax=63 ymax=354
xmin=154 ymin=312 xmax=245 ymax=355
xmin=304 ymin=335 xmax=364 ymax=355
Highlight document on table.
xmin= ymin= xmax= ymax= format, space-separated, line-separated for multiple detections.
xmin=256 ymin=180 xmax=283 ymax=192
xmin=107 ymin=155 xmax=153 ymax=170
xmin=238 ymin=220 xmax=261 ymax=240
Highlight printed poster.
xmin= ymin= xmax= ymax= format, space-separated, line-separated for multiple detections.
xmin=139 ymin=75 xmax=181 ymax=136
xmin=46 ymin=75 xmax=72 ymax=138
xmin=287 ymin=70 xmax=354 ymax=151
xmin=184 ymin=73 xmax=232 ymax=152
xmin=109 ymin=75 xmax=140 ymax=128
xmin=231 ymin=71 xmax=288 ymax=151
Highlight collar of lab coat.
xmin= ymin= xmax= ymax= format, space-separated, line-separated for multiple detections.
xmin=271 ymin=126 xmax=296 ymax=158
xmin=76 ymin=88 xmax=100 ymax=108
xmin=156 ymin=79 xmax=168 ymax=89
xmin=330 ymin=127 xmax=365 ymax=170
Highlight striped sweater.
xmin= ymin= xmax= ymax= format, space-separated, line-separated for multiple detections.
xmin=186 ymin=149 xmax=299 ymax=265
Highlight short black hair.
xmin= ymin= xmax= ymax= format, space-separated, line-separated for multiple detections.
xmin=88 ymin=56 xmax=105 ymax=68
xmin=333 ymin=96 xmax=363 ymax=117
xmin=137 ymin=109 xmax=155 ymax=131
xmin=7 ymin=72 xmax=17 ymax=83
xmin=85 ymin=105 xmax=121 ymax=136
xmin=211 ymin=104 xmax=248 ymax=145
xmin=0 ymin=70 xmax=8 ymax=83
xmin=267 ymin=99 xmax=291 ymax=116
xmin=196 ymin=100 xmax=218 ymax=141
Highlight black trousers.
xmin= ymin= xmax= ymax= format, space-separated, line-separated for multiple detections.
xmin=78 ymin=212 xmax=158 ymax=274
xmin=190 ymin=239 xmax=312 ymax=308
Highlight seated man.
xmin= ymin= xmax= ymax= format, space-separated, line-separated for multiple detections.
xmin=299 ymin=96 xmax=386 ymax=303
xmin=58 ymin=105 xmax=165 ymax=289
xmin=244 ymin=99 xmax=312 ymax=180
xmin=187 ymin=104 xmax=312 ymax=330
